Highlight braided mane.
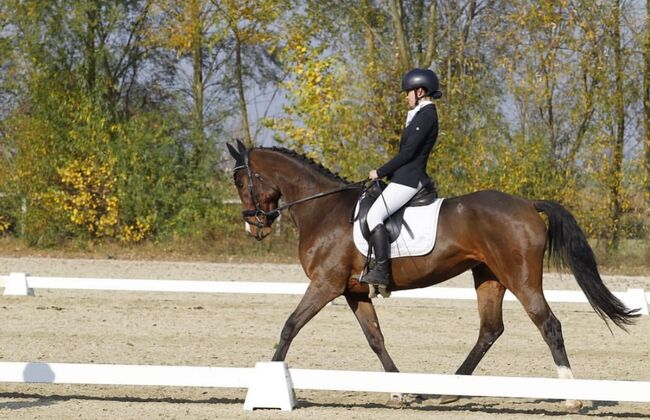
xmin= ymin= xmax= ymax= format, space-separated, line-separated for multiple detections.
xmin=254 ymin=146 xmax=350 ymax=184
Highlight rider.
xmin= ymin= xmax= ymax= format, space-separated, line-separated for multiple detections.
xmin=361 ymin=68 xmax=441 ymax=298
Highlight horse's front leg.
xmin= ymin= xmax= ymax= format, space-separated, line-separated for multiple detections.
xmin=345 ymin=293 xmax=410 ymax=407
xmin=344 ymin=294 xmax=398 ymax=372
xmin=272 ymin=281 xmax=340 ymax=361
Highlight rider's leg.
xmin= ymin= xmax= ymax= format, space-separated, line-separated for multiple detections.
xmin=361 ymin=223 xmax=391 ymax=295
xmin=362 ymin=182 xmax=417 ymax=297
xmin=366 ymin=182 xmax=419 ymax=234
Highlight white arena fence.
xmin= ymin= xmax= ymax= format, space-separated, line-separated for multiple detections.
xmin=0 ymin=361 xmax=648 ymax=410
xmin=1 ymin=272 xmax=649 ymax=315
xmin=1 ymin=272 xmax=649 ymax=410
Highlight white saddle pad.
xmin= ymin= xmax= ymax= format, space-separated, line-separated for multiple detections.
xmin=353 ymin=198 xmax=444 ymax=258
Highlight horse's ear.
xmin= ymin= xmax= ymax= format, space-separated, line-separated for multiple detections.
xmin=227 ymin=143 xmax=242 ymax=164
xmin=236 ymin=139 xmax=249 ymax=164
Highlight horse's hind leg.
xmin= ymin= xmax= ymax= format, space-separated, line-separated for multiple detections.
xmin=344 ymin=294 xmax=398 ymax=373
xmin=457 ymin=264 xmax=506 ymax=375
xmin=272 ymin=281 xmax=340 ymax=362
xmin=513 ymin=285 xmax=582 ymax=411
xmin=440 ymin=264 xmax=506 ymax=404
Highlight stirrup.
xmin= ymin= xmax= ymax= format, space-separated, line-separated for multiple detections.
xmin=368 ymin=284 xmax=391 ymax=299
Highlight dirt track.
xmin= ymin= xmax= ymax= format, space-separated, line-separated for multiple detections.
xmin=0 ymin=257 xmax=648 ymax=419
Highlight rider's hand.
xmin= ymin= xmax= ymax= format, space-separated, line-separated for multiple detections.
xmin=369 ymin=170 xmax=378 ymax=180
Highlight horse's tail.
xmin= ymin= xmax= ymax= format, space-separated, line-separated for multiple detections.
xmin=533 ymin=200 xmax=640 ymax=331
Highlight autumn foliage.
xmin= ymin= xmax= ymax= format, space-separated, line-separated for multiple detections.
xmin=0 ymin=1 xmax=648 ymax=253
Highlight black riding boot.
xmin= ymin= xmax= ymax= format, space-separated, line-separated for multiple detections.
xmin=361 ymin=224 xmax=392 ymax=298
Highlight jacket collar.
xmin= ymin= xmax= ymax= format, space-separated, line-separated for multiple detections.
xmin=405 ymin=100 xmax=433 ymax=126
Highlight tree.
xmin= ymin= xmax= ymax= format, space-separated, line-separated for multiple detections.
xmin=213 ymin=0 xmax=287 ymax=147
xmin=609 ymin=0 xmax=625 ymax=249
xmin=645 ymin=0 xmax=650 ymax=205
xmin=151 ymin=0 xmax=227 ymax=165
xmin=0 ymin=0 xmax=218 ymax=244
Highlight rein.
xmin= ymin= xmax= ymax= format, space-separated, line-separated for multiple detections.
xmin=234 ymin=163 xmax=366 ymax=229
xmin=272 ymin=181 xmax=366 ymax=215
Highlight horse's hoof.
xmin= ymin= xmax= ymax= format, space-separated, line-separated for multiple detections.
xmin=439 ymin=394 xmax=460 ymax=404
xmin=565 ymin=399 xmax=583 ymax=412
xmin=410 ymin=393 xmax=429 ymax=403
xmin=386 ymin=393 xmax=405 ymax=408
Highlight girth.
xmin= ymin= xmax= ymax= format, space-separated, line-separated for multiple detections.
xmin=354 ymin=181 xmax=438 ymax=244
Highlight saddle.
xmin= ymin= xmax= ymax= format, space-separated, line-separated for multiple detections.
xmin=354 ymin=181 xmax=438 ymax=244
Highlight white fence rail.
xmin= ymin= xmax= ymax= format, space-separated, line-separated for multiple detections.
xmin=0 ymin=361 xmax=648 ymax=411
xmin=1 ymin=272 xmax=649 ymax=315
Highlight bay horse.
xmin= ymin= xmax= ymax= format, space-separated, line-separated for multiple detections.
xmin=227 ymin=141 xmax=638 ymax=410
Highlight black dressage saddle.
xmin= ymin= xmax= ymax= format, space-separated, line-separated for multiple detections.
xmin=354 ymin=181 xmax=437 ymax=244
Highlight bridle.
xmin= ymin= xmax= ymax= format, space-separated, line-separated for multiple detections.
xmin=234 ymin=162 xmax=281 ymax=231
xmin=233 ymin=162 xmax=366 ymax=232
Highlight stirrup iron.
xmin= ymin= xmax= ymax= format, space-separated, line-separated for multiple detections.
xmin=368 ymin=284 xmax=391 ymax=299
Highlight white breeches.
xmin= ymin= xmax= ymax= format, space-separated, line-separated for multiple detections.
xmin=366 ymin=182 xmax=418 ymax=231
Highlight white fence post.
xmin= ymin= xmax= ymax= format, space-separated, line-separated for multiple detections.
xmin=626 ymin=288 xmax=649 ymax=315
xmin=3 ymin=273 xmax=34 ymax=296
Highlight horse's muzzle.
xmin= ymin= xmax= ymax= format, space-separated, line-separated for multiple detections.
xmin=255 ymin=226 xmax=272 ymax=241
xmin=246 ymin=224 xmax=272 ymax=241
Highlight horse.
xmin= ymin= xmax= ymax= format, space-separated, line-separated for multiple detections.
xmin=226 ymin=141 xmax=639 ymax=410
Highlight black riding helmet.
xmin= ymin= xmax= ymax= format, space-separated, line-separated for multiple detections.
xmin=401 ymin=68 xmax=442 ymax=99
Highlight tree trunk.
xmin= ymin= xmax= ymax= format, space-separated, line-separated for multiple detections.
xmin=610 ymin=0 xmax=625 ymax=250
xmin=423 ymin=0 xmax=437 ymax=67
xmin=190 ymin=0 xmax=207 ymax=166
xmin=362 ymin=0 xmax=375 ymax=66
xmin=413 ymin=0 xmax=424 ymax=61
xmin=85 ymin=1 xmax=98 ymax=91
xmin=190 ymin=0 xmax=205 ymax=141
xmin=388 ymin=0 xmax=411 ymax=70
xmin=234 ymin=31 xmax=253 ymax=147
xmin=645 ymin=0 xmax=650 ymax=205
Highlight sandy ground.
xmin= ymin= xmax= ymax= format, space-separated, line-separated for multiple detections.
xmin=0 ymin=257 xmax=648 ymax=419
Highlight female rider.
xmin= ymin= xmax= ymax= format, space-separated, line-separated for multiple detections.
xmin=361 ymin=68 xmax=441 ymax=298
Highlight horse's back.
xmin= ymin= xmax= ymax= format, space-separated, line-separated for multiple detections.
xmin=445 ymin=189 xmax=531 ymax=208
xmin=438 ymin=189 xmax=548 ymax=250
xmin=442 ymin=189 xmax=542 ymax=219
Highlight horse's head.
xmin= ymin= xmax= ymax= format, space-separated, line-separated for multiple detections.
xmin=227 ymin=140 xmax=281 ymax=241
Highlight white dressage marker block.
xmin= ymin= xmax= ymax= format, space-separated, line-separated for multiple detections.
xmin=3 ymin=273 xmax=34 ymax=296
xmin=244 ymin=361 xmax=295 ymax=411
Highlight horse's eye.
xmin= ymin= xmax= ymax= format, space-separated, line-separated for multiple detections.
xmin=235 ymin=180 xmax=243 ymax=189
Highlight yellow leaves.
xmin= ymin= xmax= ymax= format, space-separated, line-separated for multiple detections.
xmin=0 ymin=215 xmax=10 ymax=235
xmin=56 ymin=157 xmax=119 ymax=238
xmin=119 ymin=217 xmax=152 ymax=243
xmin=168 ymin=26 xmax=194 ymax=53
xmin=218 ymin=0 xmax=282 ymax=48
xmin=152 ymin=0 xmax=225 ymax=55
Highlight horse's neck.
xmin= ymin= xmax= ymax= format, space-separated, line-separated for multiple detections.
xmin=282 ymin=172 xmax=342 ymax=203
xmin=258 ymin=152 xmax=349 ymax=230
xmin=265 ymin=155 xmax=344 ymax=202
xmin=285 ymin=179 xmax=350 ymax=234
